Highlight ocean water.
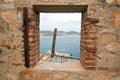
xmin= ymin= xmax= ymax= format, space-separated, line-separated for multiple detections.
xmin=40 ymin=36 xmax=80 ymax=58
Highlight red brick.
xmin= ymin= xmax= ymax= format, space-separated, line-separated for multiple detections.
xmin=12 ymin=63 xmax=23 ymax=66
xmin=86 ymin=13 xmax=92 ymax=17
xmin=29 ymin=53 xmax=36 ymax=57
xmin=85 ymin=61 xmax=96 ymax=66
xmin=83 ymin=46 xmax=97 ymax=51
xmin=97 ymin=67 xmax=109 ymax=71
xmin=85 ymin=55 xmax=95 ymax=60
xmin=29 ymin=45 xmax=35 ymax=48
xmin=81 ymin=57 xmax=96 ymax=68
xmin=81 ymin=46 xmax=87 ymax=52
xmin=29 ymin=43 xmax=35 ymax=46
xmin=28 ymin=25 xmax=35 ymax=30
xmin=83 ymin=32 xmax=97 ymax=37
xmin=83 ymin=37 xmax=97 ymax=40
xmin=29 ymin=32 xmax=36 ymax=35
xmin=82 ymin=41 xmax=97 ymax=45
xmin=84 ymin=32 xmax=97 ymax=35
xmin=85 ymin=24 xmax=94 ymax=31
xmin=29 ymin=40 xmax=35 ymax=43
xmin=29 ymin=29 xmax=35 ymax=33
xmin=81 ymin=52 xmax=95 ymax=61
xmin=85 ymin=67 xmax=96 ymax=70
xmin=85 ymin=18 xmax=99 ymax=23
xmin=84 ymin=57 xmax=95 ymax=61
xmin=17 ymin=7 xmax=22 ymax=11
xmin=28 ymin=18 xmax=37 ymax=22
xmin=37 ymin=53 xmax=40 ymax=58
xmin=109 ymin=68 xmax=120 ymax=72
xmin=29 ymin=56 xmax=36 ymax=61
xmin=29 ymin=34 xmax=36 ymax=38
xmin=80 ymin=58 xmax=86 ymax=67
xmin=28 ymin=12 xmax=35 ymax=16
xmin=30 ymin=62 xmax=36 ymax=67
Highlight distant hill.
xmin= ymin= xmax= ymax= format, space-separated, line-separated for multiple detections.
xmin=67 ymin=31 xmax=80 ymax=34
xmin=40 ymin=31 xmax=53 ymax=35
xmin=40 ymin=30 xmax=80 ymax=36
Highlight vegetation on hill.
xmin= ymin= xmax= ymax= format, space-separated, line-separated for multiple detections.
xmin=40 ymin=30 xmax=80 ymax=36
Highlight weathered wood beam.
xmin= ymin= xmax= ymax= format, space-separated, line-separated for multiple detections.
xmin=23 ymin=7 xmax=30 ymax=68
xmin=51 ymin=28 xmax=57 ymax=57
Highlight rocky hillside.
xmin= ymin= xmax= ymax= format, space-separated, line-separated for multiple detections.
xmin=40 ymin=30 xmax=80 ymax=36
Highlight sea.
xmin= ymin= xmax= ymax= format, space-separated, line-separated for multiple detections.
xmin=40 ymin=36 xmax=80 ymax=58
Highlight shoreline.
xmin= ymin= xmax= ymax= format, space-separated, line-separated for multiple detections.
xmin=40 ymin=35 xmax=80 ymax=37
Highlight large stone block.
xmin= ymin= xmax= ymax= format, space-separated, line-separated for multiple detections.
xmin=0 ymin=16 xmax=9 ymax=33
xmin=13 ymin=37 xmax=22 ymax=46
xmin=85 ymin=24 xmax=95 ymax=31
xmin=89 ymin=72 xmax=110 ymax=80
xmin=101 ymin=34 xmax=117 ymax=45
xmin=106 ymin=42 xmax=120 ymax=54
xmin=53 ymin=72 xmax=69 ymax=80
xmin=97 ymin=52 xmax=120 ymax=67
xmin=9 ymin=24 xmax=21 ymax=32
xmin=106 ymin=0 xmax=115 ymax=4
xmin=0 ymin=60 xmax=9 ymax=68
xmin=117 ymin=0 xmax=120 ymax=5
xmin=1 ymin=10 xmax=18 ymax=24
xmin=97 ymin=52 xmax=109 ymax=67
xmin=11 ymin=53 xmax=23 ymax=62
xmin=4 ymin=71 xmax=18 ymax=80
xmin=4 ymin=0 xmax=14 ymax=3
xmin=0 ymin=76 xmax=5 ymax=80
xmin=99 ymin=28 xmax=115 ymax=33
xmin=53 ymin=72 xmax=89 ymax=80
xmin=0 ymin=3 xmax=15 ymax=10
xmin=111 ymin=11 xmax=120 ymax=27
xmin=0 ymin=0 xmax=5 ymax=4
xmin=0 ymin=54 xmax=10 ymax=62
xmin=33 ymin=72 xmax=51 ymax=80
xmin=19 ymin=70 xmax=33 ymax=80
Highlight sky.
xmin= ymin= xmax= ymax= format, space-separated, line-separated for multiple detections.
xmin=39 ymin=13 xmax=82 ymax=32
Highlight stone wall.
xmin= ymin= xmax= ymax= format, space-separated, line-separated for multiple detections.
xmin=80 ymin=3 xmax=120 ymax=71
xmin=0 ymin=0 xmax=40 ymax=79
xmin=18 ymin=70 xmax=120 ymax=80
xmin=0 ymin=0 xmax=120 ymax=80
xmin=0 ymin=1 xmax=25 ymax=80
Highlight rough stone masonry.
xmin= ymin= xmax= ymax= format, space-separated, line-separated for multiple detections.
xmin=0 ymin=0 xmax=120 ymax=80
